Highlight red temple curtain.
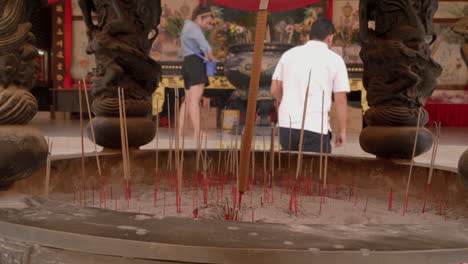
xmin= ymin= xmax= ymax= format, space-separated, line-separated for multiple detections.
xmin=211 ymin=0 xmax=329 ymax=13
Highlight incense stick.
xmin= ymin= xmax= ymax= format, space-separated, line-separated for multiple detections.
xmin=217 ymin=108 xmax=226 ymax=174
xmin=270 ymin=123 xmax=275 ymax=188
xmin=319 ymin=90 xmax=325 ymax=181
xmin=277 ymin=123 xmax=281 ymax=173
xmin=121 ymin=89 xmax=130 ymax=179
xmin=295 ymin=70 xmax=312 ymax=180
xmin=323 ymin=133 xmax=330 ymax=188
xmin=288 ymin=116 xmax=292 ymax=171
xmin=262 ymin=129 xmax=267 ymax=185
xmin=78 ymin=81 xmax=85 ymax=200
xmin=403 ymin=107 xmax=423 ymax=216
xmin=422 ymin=121 xmax=441 ymax=213
xmin=118 ymin=88 xmax=129 ymax=200
xmin=166 ymin=95 xmax=173 ymax=172
xmin=155 ymin=100 xmax=160 ymax=174
xmin=82 ymin=78 xmax=102 ymax=179
xmin=44 ymin=139 xmax=52 ymax=196
xmin=174 ymin=87 xmax=182 ymax=212
xmin=251 ymin=124 xmax=257 ymax=186
xmin=427 ymin=122 xmax=441 ymax=185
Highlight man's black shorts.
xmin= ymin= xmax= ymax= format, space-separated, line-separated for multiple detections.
xmin=182 ymin=55 xmax=210 ymax=89
xmin=279 ymin=127 xmax=332 ymax=153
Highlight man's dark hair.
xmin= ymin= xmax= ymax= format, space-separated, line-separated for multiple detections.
xmin=309 ymin=17 xmax=336 ymax=40
xmin=191 ymin=5 xmax=212 ymax=20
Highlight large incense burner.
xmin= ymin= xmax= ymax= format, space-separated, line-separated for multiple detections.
xmin=1 ymin=150 xmax=467 ymax=263
xmin=0 ymin=0 xmax=467 ymax=263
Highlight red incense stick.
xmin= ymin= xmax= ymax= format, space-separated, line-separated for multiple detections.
xmin=363 ymin=197 xmax=369 ymax=215
xmin=388 ymin=188 xmax=393 ymax=211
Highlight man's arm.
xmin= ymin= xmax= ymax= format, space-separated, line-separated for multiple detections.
xmin=333 ymin=92 xmax=347 ymax=147
xmin=270 ymin=80 xmax=283 ymax=112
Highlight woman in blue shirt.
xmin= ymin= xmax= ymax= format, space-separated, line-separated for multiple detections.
xmin=179 ymin=5 xmax=218 ymax=140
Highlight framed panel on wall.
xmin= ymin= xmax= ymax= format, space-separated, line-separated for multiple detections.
xmin=431 ymin=0 xmax=468 ymax=91
xmin=332 ymin=0 xmax=361 ymax=65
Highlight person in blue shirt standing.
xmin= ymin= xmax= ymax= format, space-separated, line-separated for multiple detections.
xmin=178 ymin=5 xmax=218 ymax=140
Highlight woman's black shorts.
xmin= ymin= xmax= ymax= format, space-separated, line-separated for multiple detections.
xmin=182 ymin=55 xmax=209 ymax=89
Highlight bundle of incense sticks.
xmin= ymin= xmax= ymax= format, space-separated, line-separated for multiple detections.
xmin=118 ymin=87 xmax=131 ymax=201
xmin=422 ymin=122 xmax=441 ymax=213
xmin=403 ymin=107 xmax=423 ymax=216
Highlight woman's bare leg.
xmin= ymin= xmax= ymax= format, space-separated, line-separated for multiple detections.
xmin=178 ymin=90 xmax=190 ymax=137
xmin=187 ymin=84 xmax=205 ymax=139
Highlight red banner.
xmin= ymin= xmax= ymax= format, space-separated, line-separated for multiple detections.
xmin=211 ymin=0 xmax=328 ymax=13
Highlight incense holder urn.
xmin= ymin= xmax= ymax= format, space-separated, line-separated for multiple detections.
xmin=224 ymin=43 xmax=293 ymax=132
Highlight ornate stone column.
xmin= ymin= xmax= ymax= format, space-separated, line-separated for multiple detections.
xmin=79 ymin=0 xmax=161 ymax=149
xmin=0 ymin=0 xmax=48 ymax=188
xmin=358 ymin=0 xmax=442 ymax=159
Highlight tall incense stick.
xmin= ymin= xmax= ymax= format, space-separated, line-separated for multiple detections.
xmin=295 ymin=70 xmax=312 ymax=180
xmin=270 ymin=123 xmax=275 ymax=188
xmin=403 ymin=107 xmax=423 ymax=215
xmin=118 ymin=88 xmax=129 ymax=184
xmin=180 ymin=90 xmax=189 ymax=181
xmin=174 ymin=87 xmax=182 ymax=212
xmin=121 ymin=89 xmax=131 ymax=180
xmin=155 ymin=100 xmax=160 ymax=174
xmin=427 ymin=122 xmax=441 ymax=185
xmin=319 ymin=90 xmax=325 ymax=181
xmin=251 ymin=124 xmax=257 ymax=185
xmin=422 ymin=121 xmax=441 ymax=213
xmin=288 ymin=116 xmax=292 ymax=171
xmin=44 ymin=138 xmax=52 ymax=196
xmin=166 ymin=95 xmax=173 ymax=172
xmin=82 ymin=78 xmax=102 ymax=179
xmin=217 ymin=121 xmax=224 ymax=174
xmin=277 ymin=123 xmax=282 ymax=173
xmin=78 ymin=81 xmax=85 ymax=198
xmin=262 ymin=129 xmax=267 ymax=184
xmin=323 ymin=133 xmax=330 ymax=188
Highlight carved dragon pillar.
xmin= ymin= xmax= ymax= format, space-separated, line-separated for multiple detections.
xmin=453 ymin=16 xmax=468 ymax=187
xmin=358 ymin=0 xmax=442 ymax=159
xmin=79 ymin=0 xmax=161 ymax=149
xmin=0 ymin=0 xmax=48 ymax=188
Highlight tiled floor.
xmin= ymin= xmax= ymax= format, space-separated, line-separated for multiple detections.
xmin=31 ymin=112 xmax=468 ymax=169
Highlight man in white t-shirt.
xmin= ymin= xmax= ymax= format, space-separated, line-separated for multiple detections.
xmin=271 ymin=18 xmax=350 ymax=153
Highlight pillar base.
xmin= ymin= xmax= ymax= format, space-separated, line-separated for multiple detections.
xmin=359 ymin=126 xmax=433 ymax=159
xmin=458 ymin=149 xmax=468 ymax=189
xmin=89 ymin=116 xmax=155 ymax=149
xmin=0 ymin=126 xmax=47 ymax=188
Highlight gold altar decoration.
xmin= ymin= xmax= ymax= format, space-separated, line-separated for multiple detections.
xmin=152 ymin=76 xmax=366 ymax=115
xmin=151 ymin=64 xmax=366 ymax=115
xmin=151 ymin=73 xmax=235 ymax=115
